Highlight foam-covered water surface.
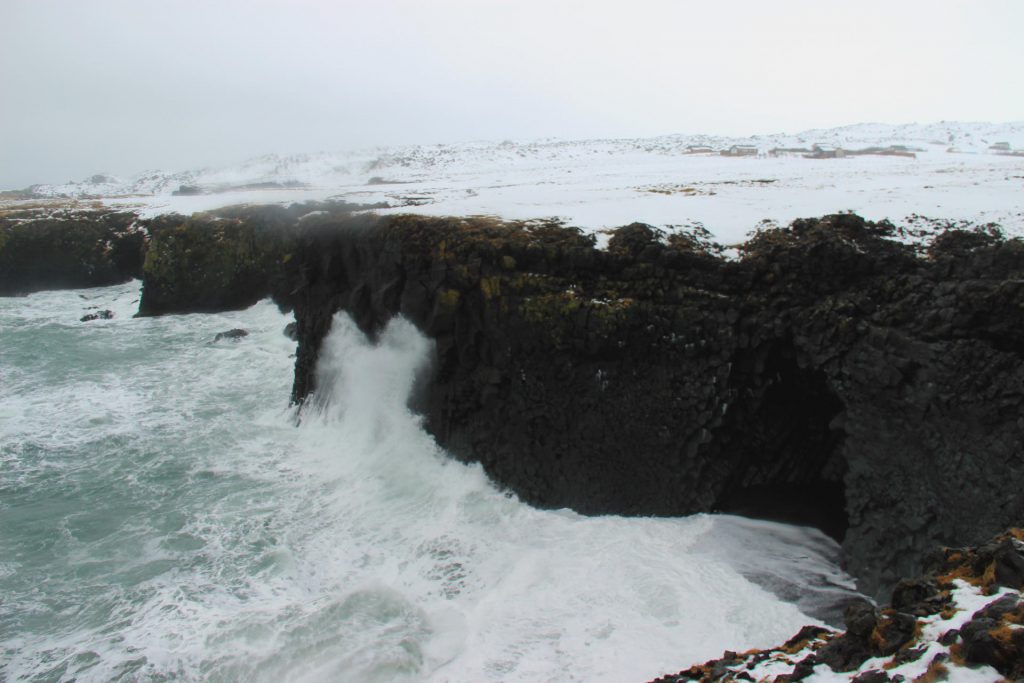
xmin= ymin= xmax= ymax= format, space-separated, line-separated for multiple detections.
xmin=1 ymin=284 xmax=857 ymax=682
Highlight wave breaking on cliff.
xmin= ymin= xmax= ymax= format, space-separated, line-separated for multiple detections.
xmin=1 ymin=290 xmax=856 ymax=682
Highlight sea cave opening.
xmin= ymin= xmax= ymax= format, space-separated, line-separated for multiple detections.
xmin=716 ymin=343 xmax=849 ymax=542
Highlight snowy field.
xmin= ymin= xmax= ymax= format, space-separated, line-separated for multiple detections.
xmin=6 ymin=121 xmax=1024 ymax=245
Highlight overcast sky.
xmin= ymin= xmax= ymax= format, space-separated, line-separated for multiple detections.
xmin=1 ymin=0 xmax=1021 ymax=188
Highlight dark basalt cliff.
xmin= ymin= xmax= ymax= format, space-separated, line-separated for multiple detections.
xmin=0 ymin=208 xmax=145 ymax=295
xmin=7 ymin=203 xmax=1023 ymax=599
xmin=136 ymin=201 xmax=377 ymax=315
xmin=262 ymin=210 xmax=1024 ymax=598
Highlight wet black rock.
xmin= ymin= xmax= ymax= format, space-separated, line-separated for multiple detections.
xmin=80 ymin=309 xmax=114 ymax=322
xmin=989 ymin=537 xmax=1024 ymax=587
xmin=284 ymin=322 xmax=298 ymax=340
xmin=872 ymin=612 xmax=917 ymax=656
xmin=814 ymin=636 xmax=871 ymax=673
xmin=213 ymin=329 xmax=248 ymax=342
xmin=890 ymin=578 xmax=944 ymax=616
xmin=957 ymin=591 xmax=1024 ymax=677
xmin=889 ymin=646 xmax=926 ymax=667
xmin=849 ymin=670 xmax=892 ymax=683
xmin=970 ymin=593 xmax=1021 ymax=621
xmin=782 ymin=625 xmax=832 ymax=649
xmin=927 ymin=533 xmax=1024 ymax=593
xmin=843 ymin=600 xmax=878 ymax=639
xmin=959 ymin=618 xmax=1005 ymax=670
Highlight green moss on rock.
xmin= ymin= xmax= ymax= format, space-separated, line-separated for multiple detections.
xmin=138 ymin=213 xmax=291 ymax=315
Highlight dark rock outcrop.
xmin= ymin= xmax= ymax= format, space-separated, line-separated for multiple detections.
xmin=80 ymin=309 xmax=114 ymax=322
xmin=135 ymin=200 xmax=376 ymax=316
xmin=213 ymin=328 xmax=248 ymax=342
xmin=35 ymin=204 xmax=1024 ymax=601
xmin=136 ymin=206 xmax=296 ymax=315
xmin=0 ymin=208 xmax=145 ymax=295
xmin=266 ymin=211 xmax=1024 ymax=598
xmin=959 ymin=595 xmax=1024 ymax=677
xmin=0 ymin=202 xmax=991 ymax=602
xmin=278 ymin=212 xmax=854 ymax=533
xmin=648 ymin=528 xmax=1024 ymax=683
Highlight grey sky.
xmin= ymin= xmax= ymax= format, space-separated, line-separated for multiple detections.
xmin=1 ymin=0 xmax=1021 ymax=188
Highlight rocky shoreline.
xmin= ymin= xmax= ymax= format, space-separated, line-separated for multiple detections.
xmin=0 ymin=205 xmax=145 ymax=295
xmin=2 ymin=202 xmax=1022 ymax=603
xmin=648 ymin=528 xmax=1024 ymax=682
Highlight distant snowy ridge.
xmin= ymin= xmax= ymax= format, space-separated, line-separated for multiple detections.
xmin=16 ymin=121 xmax=1024 ymax=200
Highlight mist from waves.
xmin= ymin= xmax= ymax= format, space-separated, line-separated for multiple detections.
xmin=0 ymin=283 xmax=858 ymax=682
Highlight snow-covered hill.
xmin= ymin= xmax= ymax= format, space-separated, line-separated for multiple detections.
xmin=6 ymin=121 xmax=1024 ymax=244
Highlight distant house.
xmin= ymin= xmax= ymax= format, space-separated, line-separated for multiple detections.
xmin=685 ymin=145 xmax=715 ymax=154
xmin=804 ymin=144 xmax=847 ymax=159
xmin=990 ymin=142 xmax=1012 ymax=153
xmin=721 ymin=145 xmax=758 ymax=157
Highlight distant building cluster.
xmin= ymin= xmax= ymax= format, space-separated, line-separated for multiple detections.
xmin=721 ymin=145 xmax=758 ymax=157
xmin=772 ymin=143 xmax=919 ymax=159
xmin=684 ymin=144 xmax=760 ymax=157
xmin=684 ymin=140 xmax=1024 ymax=159
xmin=988 ymin=141 xmax=1024 ymax=156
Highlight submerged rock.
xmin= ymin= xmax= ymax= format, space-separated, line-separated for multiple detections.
xmin=80 ymin=309 xmax=114 ymax=322
xmin=213 ymin=329 xmax=248 ymax=342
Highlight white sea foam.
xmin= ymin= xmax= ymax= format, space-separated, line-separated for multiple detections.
xmin=0 ymin=287 xmax=857 ymax=682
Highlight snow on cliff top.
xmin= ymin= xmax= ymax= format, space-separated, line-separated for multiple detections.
xmin=6 ymin=121 xmax=1024 ymax=244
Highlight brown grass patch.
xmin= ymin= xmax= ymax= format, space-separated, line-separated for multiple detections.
xmin=914 ymin=659 xmax=949 ymax=683
xmin=980 ymin=562 xmax=998 ymax=593
xmin=989 ymin=623 xmax=1021 ymax=647
xmin=936 ymin=564 xmax=984 ymax=588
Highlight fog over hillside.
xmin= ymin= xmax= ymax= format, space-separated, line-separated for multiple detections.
xmin=2 ymin=1 xmax=1021 ymax=189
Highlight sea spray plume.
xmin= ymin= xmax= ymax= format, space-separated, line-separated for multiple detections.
xmin=278 ymin=309 xmax=857 ymax=681
xmin=303 ymin=312 xmax=434 ymax=434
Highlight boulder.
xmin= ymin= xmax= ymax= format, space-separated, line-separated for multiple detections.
xmin=213 ymin=329 xmax=248 ymax=342
xmin=80 ymin=309 xmax=114 ymax=322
